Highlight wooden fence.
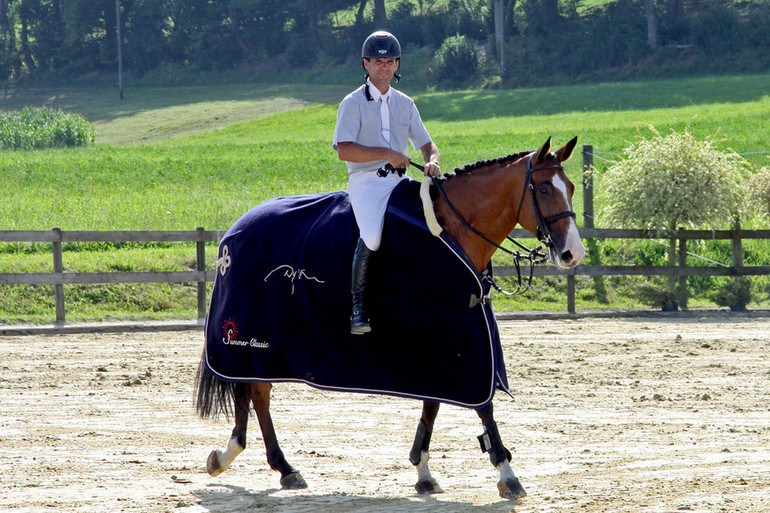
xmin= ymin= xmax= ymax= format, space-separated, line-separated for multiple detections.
xmin=0 ymin=228 xmax=219 ymax=322
xmin=500 ymin=227 xmax=770 ymax=313
xmin=1 ymin=226 xmax=769 ymax=322
xmin=1 ymin=146 xmax=769 ymax=321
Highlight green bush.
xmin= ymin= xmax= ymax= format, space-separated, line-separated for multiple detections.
xmin=0 ymin=107 xmax=94 ymax=150
xmin=711 ymin=277 xmax=754 ymax=312
xmin=601 ymin=127 xmax=750 ymax=236
xmin=750 ymin=167 xmax=770 ymax=219
xmin=431 ymin=34 xmax=480 ymax=84
xmin=690 ymin=3 xmax=741 ymax=57
xmin=635 ymin=277 xmax=683 ymax=312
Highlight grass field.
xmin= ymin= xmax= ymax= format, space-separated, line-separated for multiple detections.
xmin=1 ymin=73 xmax=769 ymax=322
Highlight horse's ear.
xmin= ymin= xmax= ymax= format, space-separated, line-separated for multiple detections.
xmin=536 ymin=137 xmax=552 ymax=161
xmin=556 ymin=136 xmax=578 ymax=163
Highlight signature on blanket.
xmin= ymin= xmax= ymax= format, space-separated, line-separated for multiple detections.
xmin=264 ymin=265 xmax=325 ymax=294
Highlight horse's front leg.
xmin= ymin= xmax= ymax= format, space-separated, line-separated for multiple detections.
xmin=476 ymin=402 xmax=526 ymax=499
xmin=410 ymin=400 xmax=443 ymax=494
xmin=250 ymin=382 xmax=307 ymax=489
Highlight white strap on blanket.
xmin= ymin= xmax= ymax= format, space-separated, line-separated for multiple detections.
xmin=420 ymin=177 xmax=442 ymax=237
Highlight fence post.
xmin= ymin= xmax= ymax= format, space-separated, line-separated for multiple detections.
xmin=731 ymin=219 xmax=743 ymax=269
xmin=678 ymin=230 xmax=688 ymax=311
xmin=52 ymin=228 xmax=66 ymax=323
xmin=582 ymin=145 xmax=594 ymax=229
xmin=196 ymin=227 xmax=207 ymax=321
xmin=575 ymin=144 xmax=596 ymax=312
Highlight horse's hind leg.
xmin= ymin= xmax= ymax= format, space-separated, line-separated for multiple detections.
xmin=250 ymin=382 xmax=307 ymax=489
xmin=476 ymin=402 xmax=526 ymax=499
xmin=410 ymin=401 xmax=443 ymax=494
xmin=206 ymin=386 xmax=249 ymax=476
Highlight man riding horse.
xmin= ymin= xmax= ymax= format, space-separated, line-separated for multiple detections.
xmin=333 ymin=31 xmax=441 ymax=335
xmin=197 ymin=30 xmax=585 ymax=500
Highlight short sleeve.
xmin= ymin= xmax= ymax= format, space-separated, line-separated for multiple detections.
xmin=408 ymin=103 xmax=432 ymax=150
xmin=333 ymin=95 xmax=361 ymax=150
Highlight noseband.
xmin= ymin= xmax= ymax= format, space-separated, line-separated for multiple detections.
xmin=516 ymin=154 xmax=577 ymax=249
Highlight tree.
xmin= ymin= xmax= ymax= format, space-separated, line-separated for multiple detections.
xmin=58 ymin=0 xmax=116 ymax=71
xmin=667 ymin=0 xmax=684 ymax=22
xmin=355 ymin=0 xmax=367 ymax=24
xmin=123 ymin=0 xmax=172 ymax=73
xmin=0 ymin=0 xmax=22 ymax=78
xmin=373 ymin=0 xmax=386 ymax=23
xmin=351 ymin=0 xmax=385 ymax=24
xmin=493 ymin=0 xmax=517 ymax=73
xmin=644 ymin=0 xmax=657 ymax=47
xmin=601 ymin=127 xmax=751 ymax=310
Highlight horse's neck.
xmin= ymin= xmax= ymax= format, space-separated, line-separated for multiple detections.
xmin=436 ymin=161 xmax=525 ymax=271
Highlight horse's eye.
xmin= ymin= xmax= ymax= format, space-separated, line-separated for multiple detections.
xmin=537 ymin=184 xmax=550 ymax=195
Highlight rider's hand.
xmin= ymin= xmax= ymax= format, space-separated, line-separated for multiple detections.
xmin=423 ymin=160 xmax=441 ymax=177
xmin=387 ymin=151 xmax=410 ymax=170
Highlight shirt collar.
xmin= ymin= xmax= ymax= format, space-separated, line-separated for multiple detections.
xmin=366 ymin=78 xmax=390 ymax=102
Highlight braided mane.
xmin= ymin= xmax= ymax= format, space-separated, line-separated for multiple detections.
xmin=444 ymin=150 xmax=532 ymax=180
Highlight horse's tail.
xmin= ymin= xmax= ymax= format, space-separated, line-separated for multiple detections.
xmin=194 ymin=351 xmax=244 ymax=420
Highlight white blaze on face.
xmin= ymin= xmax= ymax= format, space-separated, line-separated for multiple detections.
xmin=551 ymin=174 xmax=585 ymax=268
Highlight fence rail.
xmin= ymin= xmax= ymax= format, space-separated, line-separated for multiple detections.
xmin=2 ymin=224 xmax=769 ymax=322
xmin=0 ymin=228 xmax=219 ymax=322
xmin=499 ymin=227 xmax=770 ymax=313
xmin=2 ymin=142 xmax=769 ymax=321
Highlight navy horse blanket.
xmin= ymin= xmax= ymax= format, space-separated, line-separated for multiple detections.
xmin=203 ymin=179 xmax=509 ymax=408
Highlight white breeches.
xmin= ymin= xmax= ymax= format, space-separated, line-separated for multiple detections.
xmin=348 ymin=172 xmax=407 ymax=251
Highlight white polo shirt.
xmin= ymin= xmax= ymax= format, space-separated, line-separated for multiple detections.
xmin=333 ymin=81 xmax=434 ymax=250
xmin=333 ymin=82 xmax=432 ymax=176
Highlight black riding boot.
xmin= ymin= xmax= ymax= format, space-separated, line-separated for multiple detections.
xmin=350 ymin=238 xmax=373 ymax=335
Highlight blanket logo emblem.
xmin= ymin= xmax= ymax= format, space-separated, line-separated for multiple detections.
xmin=264 ymin=264 xmax=325 ymax=295
xmin=221 ymin=319 xmax=270 ymax=348
xmin=217 ymin=245 xmax=232 ymax=276
xmin=222 ymin=318 xmax=239 ymax=342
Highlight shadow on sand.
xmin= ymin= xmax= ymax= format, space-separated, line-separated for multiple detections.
xmin=192 ymin=483 xmax=521 ymax=513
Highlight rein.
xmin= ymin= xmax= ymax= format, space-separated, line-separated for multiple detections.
xmin=405 ymin=155 xmax=576 ymax=254
xmin=397 ymin=160 xmax=556 ymax=295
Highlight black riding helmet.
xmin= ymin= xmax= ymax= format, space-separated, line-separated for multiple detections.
xmin=361 ymin=31 xmax=401 ymax=83
xmin=362 ymin=31 xmax=401 ymax=60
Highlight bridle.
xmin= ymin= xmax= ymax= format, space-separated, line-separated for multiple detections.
xmin=515 ymin=153 xmax=577 ymax=250
xmin=399 ymin=153 xmax=576 ymax=252
xmin=380 ymin=154 xmax=576 ymax=295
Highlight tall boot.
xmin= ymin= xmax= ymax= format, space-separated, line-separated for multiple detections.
xmin=350 ymin=238 xmax=373 ymax=335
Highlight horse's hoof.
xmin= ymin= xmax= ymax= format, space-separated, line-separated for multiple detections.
xmin=206 ymin=450 xmax=225 ymax=477
xmin=415 ymin=478 xmax=443 ymax=495
xmin=280 ymin=471 xmax=308 ymax=490
xmin=498 ymin=477 xmax=526 ymax=499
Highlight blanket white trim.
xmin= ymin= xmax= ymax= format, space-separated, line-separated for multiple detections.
xmin=420 ymin=177 xmax=442 ymax=237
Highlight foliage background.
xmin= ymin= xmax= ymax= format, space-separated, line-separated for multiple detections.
xmin=1 ymin=0 xmax=769 ymax=87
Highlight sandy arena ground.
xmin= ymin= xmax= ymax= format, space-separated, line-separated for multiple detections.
xmin=1 ymin=317 xmax=769 ymax=512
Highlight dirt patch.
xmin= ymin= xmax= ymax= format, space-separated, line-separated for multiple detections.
xmin=1 ymin=317 xmax=769 ymax=512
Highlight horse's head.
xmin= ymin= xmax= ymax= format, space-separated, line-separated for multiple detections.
xmin=517 ymin=137 xmax=585 ymax=269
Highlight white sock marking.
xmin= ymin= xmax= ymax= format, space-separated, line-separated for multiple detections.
xmin=217 ymin=436 xmax=244 ymax=470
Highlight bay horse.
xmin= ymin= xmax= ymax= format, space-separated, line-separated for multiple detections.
xmin=195 ymin=136 xmax=585 ymax=499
